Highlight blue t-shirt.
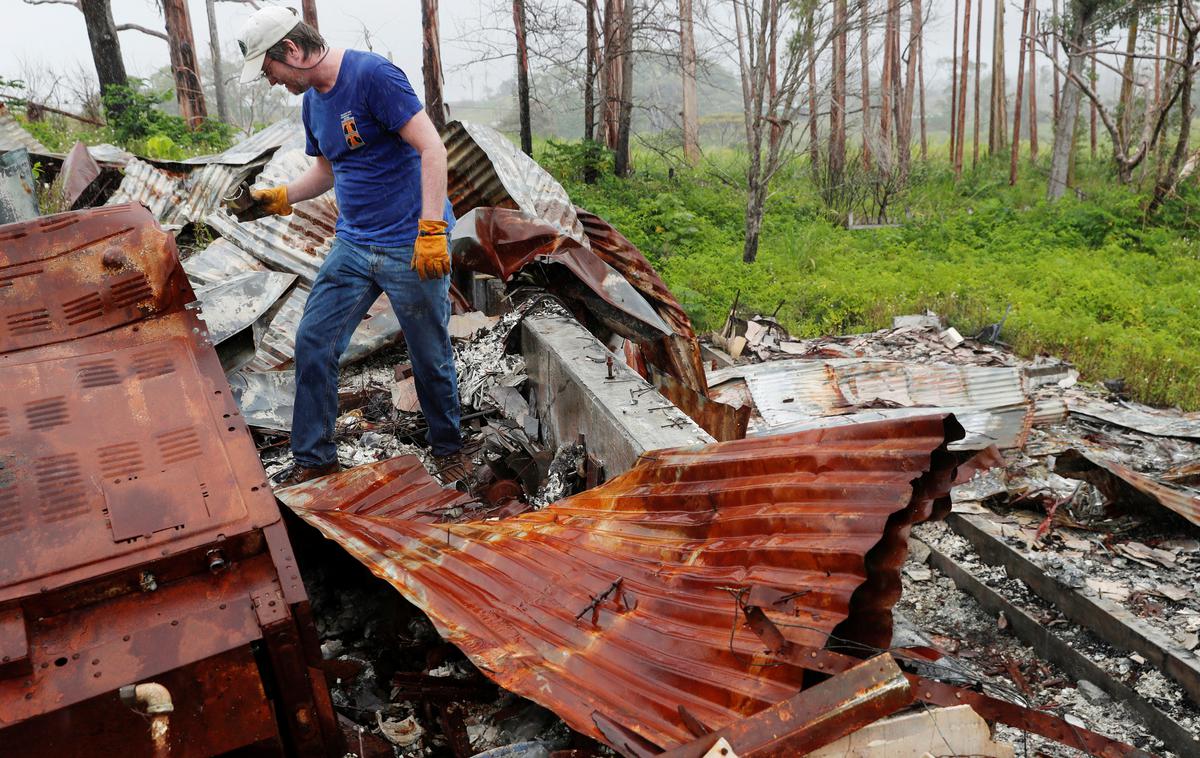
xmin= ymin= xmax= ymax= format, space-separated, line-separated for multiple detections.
xmin=302 ymin=51 xmax=449 ymax=247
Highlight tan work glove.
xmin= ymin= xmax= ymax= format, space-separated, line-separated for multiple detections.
xmin=250 ymin=185 xmax=292 ymax=217
xmin=412 ymin=219 xmax=451 ymax=280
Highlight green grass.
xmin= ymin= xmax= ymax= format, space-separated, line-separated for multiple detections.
xmin=549 ymin=144 xmax=1200 ymax=410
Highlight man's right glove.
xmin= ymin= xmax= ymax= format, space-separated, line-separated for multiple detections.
xmin=250 ymin=185 xmax=292 ymax=217
xmin=412 ymin=219 xmax=451 ymax=280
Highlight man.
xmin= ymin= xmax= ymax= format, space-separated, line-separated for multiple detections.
xmin=235 ymin=6 xmax=462 ymax=486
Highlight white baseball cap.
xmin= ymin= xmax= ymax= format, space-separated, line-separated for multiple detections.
xmin=237 ymin=6 xmax=301 ymax=84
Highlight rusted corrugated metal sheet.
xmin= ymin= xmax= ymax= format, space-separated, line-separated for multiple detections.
xmin=0 ymin=103 xmax=48 ymax=154
xmin=443 ymin=120 xmax=584 ymax=245
xmin=203 ymin=147 xmax=338 ymax=284
xmin=57 ymin=141 xmax=100 ymax=208
xmin=276 ymin=455 xmax=473 ymax=520
xmin=1058 ymin=448 xmax=1200 ymax=528
xmin=451 ymin=206 xmax=671 ymax=339
xmin=710 ymin=359 xmax=1031 ymax=450
xmin=0 ymin=204 xmax=339 ymax=755
xmin=107 ymin=158 xmax=255 ymax=227
xmin=657 ymin=655 xmax=912 ymax=758
xmin=650 ymin=367 xmax=748 ymax=441
xmin=578 ymin=208 xmax=709 ymax=395
xmin=286 ymin=415 xmax=964 ymax=751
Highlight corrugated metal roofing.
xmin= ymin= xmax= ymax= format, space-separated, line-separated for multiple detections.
xmin=285 ymin=415 xmax=965 ymax=752
xmin=182 ymin=237 xmax=269 ymax=286
xmin=203 ymin=147 xmax=337 ymax=284
xmin=106 ymin=158 xmax=256 ymax=227
xmin=0 ymin=103 xmax=48 ymax=154
xmin=182 ymin=119 xmax=296 ymax=165
xmin=443 ymin=120 xmax=586 ymax=245
xmin=710 ymin=359 xmax=1032 ymax=449
xmin=1068 ymin=396 xmax=1200 ymax=440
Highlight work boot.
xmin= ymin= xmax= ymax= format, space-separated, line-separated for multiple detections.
xmin=431 ymin=449 xmax=475 ymax=488
xmin=272 ymin=460 xmax=342 ymax=489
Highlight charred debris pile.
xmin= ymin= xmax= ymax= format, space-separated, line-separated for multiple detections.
xmin=0 ymin=116 xmax=1197 ymax=758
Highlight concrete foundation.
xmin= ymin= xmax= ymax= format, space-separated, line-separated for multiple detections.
xmin=521 ymin=312 xmax=713 ymax=477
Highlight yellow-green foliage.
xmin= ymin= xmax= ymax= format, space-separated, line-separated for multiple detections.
xmin=551 ymin=146 xmax=1200 ymax=410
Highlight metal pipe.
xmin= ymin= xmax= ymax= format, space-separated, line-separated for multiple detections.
xmin=119 ymin=682 xmax=174 ymax=757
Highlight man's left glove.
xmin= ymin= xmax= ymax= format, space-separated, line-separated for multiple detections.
xmin=412 ymin=219 xmax=451 ymax=280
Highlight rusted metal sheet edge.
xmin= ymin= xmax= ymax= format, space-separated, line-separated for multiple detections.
xmin=947 ymin=511 xmax=1200 ymax=706
xmin=741 ymin=606 xmax=1150 ymax=758
xmin=654 ymin=655 xmax=912 ymax=758
xmin=924 ymin=538 xmax=1200 ymax=757
xmin=287 ymin=415 xmax=966 ymax=752
xmin=1072 ymin=448 xmax=1200 ymax=528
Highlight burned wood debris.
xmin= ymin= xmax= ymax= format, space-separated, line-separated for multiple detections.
xmin=1 ymin=118 xmax=1194 ymax=757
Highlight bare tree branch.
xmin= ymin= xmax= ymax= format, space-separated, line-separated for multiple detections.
xmin=116 ymin=23 xmax=169 ymax=42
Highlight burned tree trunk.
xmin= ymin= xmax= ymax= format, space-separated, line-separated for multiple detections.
xmin=918 ymin=3 xmax=927 ymax=159
xmin=513 ymin=0 xmax=533 ymax=156
xmin=830 ymin=0 xmax=848 ymax=182
xmin=421 ymin=0 xmax=447 ymax=130
xmin=601 ymin=0 xmax=625 ymax=151
xmin=161 ymin=0 xmax=207 ymax=128
xmin=989 ymin=0 xmax=1007 ymax=154
xmin=955 ymin=0 xmax=971 ymax=176
xmin=951 ymin=0 xmax=959 ymax=159
xmin=585 ymin=0 xmax=598 ymax=141
xmin=861 ymin=0 xmax=872 ymax=168
xmin=973 ymin=0 xmax=982 ymax=167
xmin=613 ymin=0 xmax=634 ymax=176
xmin=880 ymin=0 xmax=896 ymax=148
xmin=898 ymin=0 xmax=920 ymax=178
xmin=204 ymin=0 xmax=228 ymax=124
xmin=79 ymin=0 xmax=128 ymax=114
xmin=301 ymin=0 xmax=319 ymax=30
xmin=1011 ymin=0 xmax=1033 ymax=184
xmin=1029 ymin=3 xmax=1039 ymax=160
xmin=680 ymin=0 xmax=700 ymax=163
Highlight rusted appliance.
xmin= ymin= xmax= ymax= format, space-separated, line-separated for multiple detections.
xmin=0 ymin=204 xmax=339 ymax=756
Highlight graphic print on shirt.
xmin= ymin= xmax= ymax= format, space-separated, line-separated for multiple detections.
xmin=340 ymin=111 xmax=365 ymax=150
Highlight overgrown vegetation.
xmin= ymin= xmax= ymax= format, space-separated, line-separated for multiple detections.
xmin=549 ymin=143 xmax=1200 ymax=411
xmin=16 ymin=80 xmax=232 ymax=160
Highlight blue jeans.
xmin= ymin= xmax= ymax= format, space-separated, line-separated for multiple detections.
xmin=291 ymin=236 xmax=462 ymax=465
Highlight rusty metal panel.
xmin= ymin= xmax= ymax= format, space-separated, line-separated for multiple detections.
xmin=443 ymin=120 xmax=584 ymax=244
xmin=58 ymin=141 xmax=101 ymax=208
xmin=0 ymin=204 xmax=338 ymax=753
xmin=650 ymin=367 xmax=748 ymax=441
xmin=0 ymin=311 xmax=278 ymax=602
xmin=1059 ymin=448 xmax=1200 ymax=528
xmin=285 ymin=414 xmax=964 ymax=751
xmin=0 ymin=103 xmax=48 ymax=154
xmin=451 ymin=206 xmax=671 ymax=339
xmin=0 ymin=204 xmax=191 ymax=354
xmin=658 ymin=654 xmax=912 ymax=758
xmin=276 ymin=455 xmax=473 ymax=520
xmin=711 ymin=358 xmax=1031 ymax=450
xmin=577 ymin=208 xmax=709 ymax=395
xmin=1 ymin=646 xmax=279 ymax=758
